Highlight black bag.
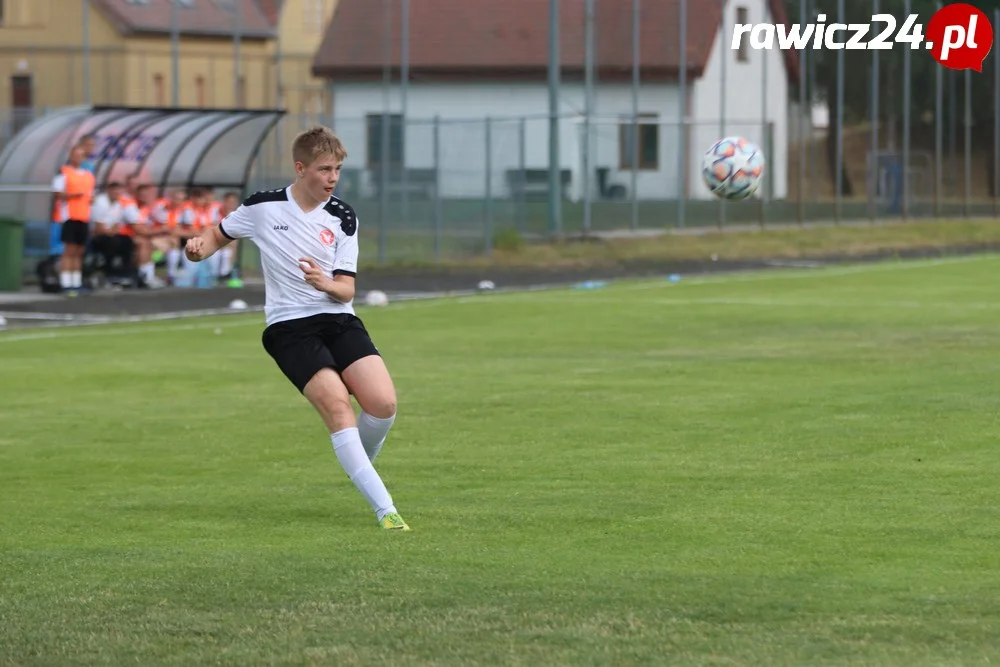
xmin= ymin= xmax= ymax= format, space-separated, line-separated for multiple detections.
xmin=35 ymin=255 xmax=61 ymax=294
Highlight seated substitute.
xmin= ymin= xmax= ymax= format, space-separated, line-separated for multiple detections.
xmin=89 ymin=181 xmax=132 ymax=284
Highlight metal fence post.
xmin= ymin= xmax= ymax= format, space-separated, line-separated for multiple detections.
xmin=630 ymin=0 xmax=640 ymax=231
xmin=548 ymin=0 xmax=562 ymax=237
xmin=583 ymin=0 xmax=595 ymax=236
xmin=995 ymin=9 xmax=999 ymax=217
xmin=379 ymin=0 xmax=392 ymax=264
xmin=964 ymin=68 xmax=972 ymax=218
xmin=401 ymin=0 xmax=410 ymax=228
xmin=170 ymin=0 xmax=179 ymax=106
xmin=902 ymin=0 xmax=911 ymax=221
xmin=869 ymin=0 xmax=879 ymax=224
xmin=758 ymin=14 xmax=768 ymax=230
xmin=434 ymin=115 xmax=442 ymax=261
xmin=720 ymin=0 xmax=728 ymax=229
xmin=678 ymin=0 xmax=688 ymax=228
xmin=935 ymin=4 xmax=943 ymax=219
xmin=797 ymin=0 xmax=804 ymax=226
xmin=83 ymin=0 xmax=91 ymax=106
xmin=485 ymin=116 xmax=493 ymax=255
xmin=835 ymin=0 xmax=844 ymax=224
xmin=518 ymin=116 xmax=527 ymax=234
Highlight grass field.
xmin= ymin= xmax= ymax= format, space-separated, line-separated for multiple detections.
xmin=3 ymin=254 xmax=1000 ymax=665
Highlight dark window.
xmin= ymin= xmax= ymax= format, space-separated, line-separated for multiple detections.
xmin=619 ymin=114 xmax=659 ymax=170
xmin=366 ymin=113 xmax=404 ymax=168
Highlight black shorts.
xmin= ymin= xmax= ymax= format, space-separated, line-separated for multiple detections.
xmin=261 ymin=313 xmax=380 ymax=393
xmin=60 ymin=220 xmax=89 ymax=246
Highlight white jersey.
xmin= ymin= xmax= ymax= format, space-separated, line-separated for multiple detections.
xmin=218 ymin=186 xmax=360 ymax=326
xmin=91 ymin=193 xmax=123 ymax=228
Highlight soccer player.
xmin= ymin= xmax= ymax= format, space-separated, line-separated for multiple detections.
xmin=183 ymin=127 xmax=409 ymax=532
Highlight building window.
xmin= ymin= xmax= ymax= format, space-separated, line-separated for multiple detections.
xmin=619 ymin=114 xmax=659 ymax=170
xmin=11 ymin=74 xmax=31 ymax=107
xmin=736 ymin=7 xmax=749 ymax=62
xmin=366 ymin=114 xmax=404 ymax=168
xmin=195 ymin=75 xmax=205 ymax=107
xmin=153 ymin=73 xmax=164 ymax=106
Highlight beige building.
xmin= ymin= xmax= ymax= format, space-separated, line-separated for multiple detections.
xmin=264 ymin=0 xmax=337 ymax=122
xmin=0 ymin=0 xmax=337 ymax=144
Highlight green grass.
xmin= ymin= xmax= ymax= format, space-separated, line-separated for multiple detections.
xmin=459 ymin=218 xmax=1000 ymax=270
xmin=4 ymin=254 xmax=1000 ymax=665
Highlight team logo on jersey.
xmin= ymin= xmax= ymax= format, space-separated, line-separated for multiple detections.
xmin=319 ymin=229 xmax=336 ymax=247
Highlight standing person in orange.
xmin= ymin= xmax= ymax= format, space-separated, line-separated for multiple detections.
xmin=51 ymin=144 xmax=96 ymax=294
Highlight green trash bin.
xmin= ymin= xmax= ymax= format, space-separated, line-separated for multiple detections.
xmin=0 ymin=217 xmax=26 ymax=292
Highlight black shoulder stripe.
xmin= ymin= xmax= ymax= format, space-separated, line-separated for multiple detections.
xmin=242 ymin=188 xmax=288 ymax=207
xmin=324 ymin=196 xmax=357 ymax=237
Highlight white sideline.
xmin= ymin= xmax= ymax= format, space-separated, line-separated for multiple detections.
xmin=0 ymin=253 xmax=995 ymax=344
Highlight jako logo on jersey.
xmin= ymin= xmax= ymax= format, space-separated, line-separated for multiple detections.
xmin=273 ymin=224 xmax=288 ymax=231
xmin=319 ymin=229 xmax=336 ymax=246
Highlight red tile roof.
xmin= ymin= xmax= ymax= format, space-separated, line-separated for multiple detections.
xmin=93 ymin=0 xmax=274 ymax=39
xmin=254 ymin=0 xmax=283 ymax=27
xmin=312 ymin=0 xmax=799 ymax=84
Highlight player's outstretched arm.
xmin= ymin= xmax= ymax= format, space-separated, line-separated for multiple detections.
xmin=185 ymin=225 xmax=230 ymax=262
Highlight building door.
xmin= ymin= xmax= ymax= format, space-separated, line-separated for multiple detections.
xmin=11 ymin=75 xmax=32 ymax=135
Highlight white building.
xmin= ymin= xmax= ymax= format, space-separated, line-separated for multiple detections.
xmin=311 ymin=0 xmax=799 ymax=202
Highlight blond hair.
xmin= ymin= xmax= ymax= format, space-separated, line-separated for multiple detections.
xmin=292 ymin=126 xmax=347 ymax=166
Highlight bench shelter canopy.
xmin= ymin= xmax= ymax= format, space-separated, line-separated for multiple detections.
xmin=0 ymin=105 xmax=285 ymax=225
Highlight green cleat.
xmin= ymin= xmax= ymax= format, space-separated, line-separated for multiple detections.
xmin=379 ymin=512 xmax=411 ymax=531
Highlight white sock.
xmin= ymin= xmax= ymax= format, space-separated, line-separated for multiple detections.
xmin=60 ymin=272 xmax=71 ymax=289
xmin=71 ymin=271 xmax=82 ymax=288
xmin=142 ymin=263 xmax=155 ymax=281
xmin=358 ymin=411 xmax=395 ymax=462
xmin=218 ymin=247 xmax=234 ymax=277
xmin=166 ymin=248 xmax=181 ymax=278
xmin=331 ymin=427 xmax=397 ymax=520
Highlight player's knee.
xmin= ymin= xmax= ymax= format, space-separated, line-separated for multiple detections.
xmin=310 ymin=392 xmax=355 ymax=433
xmin=368 ymin=395 xmax=396 ymax=419
xmin=359 ymin=384 xmax=395 ymax=419
xmin=304 ymin=369 xmax=356 ymax=431
xmin=323 ymin=396 xmax=356 ymax=430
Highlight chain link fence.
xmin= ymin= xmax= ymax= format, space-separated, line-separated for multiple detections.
xmin=5 ymin=0 xmax=1000 ymax=268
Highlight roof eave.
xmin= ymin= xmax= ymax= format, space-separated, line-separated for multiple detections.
xmin=312 ymin=65 xmax=705 ymax=83
xmin=127 ymin=28 xmax=275 ymax=40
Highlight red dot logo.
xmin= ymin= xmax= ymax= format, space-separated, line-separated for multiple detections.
xmin=927 ymin=3 xmax=994 ymax=72
xmin=319 ymin=229 xmax=335 ymax=246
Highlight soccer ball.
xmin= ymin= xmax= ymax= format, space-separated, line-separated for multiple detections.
xmin=701 ymin=136 xmax=765 ymax=200
xmin=364 ymin=290 xmax=389 ymax=307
